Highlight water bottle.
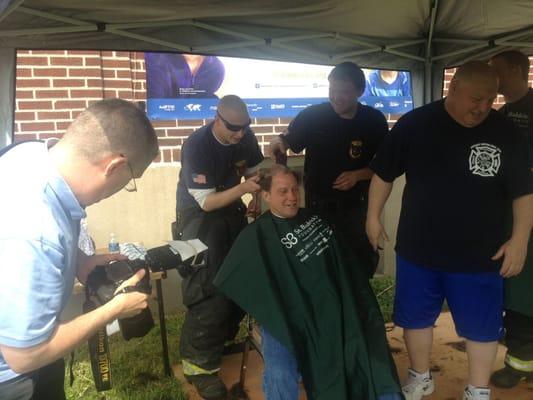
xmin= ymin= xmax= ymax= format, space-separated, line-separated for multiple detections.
xmin=108 ymin=233 xmax=120 ymax=253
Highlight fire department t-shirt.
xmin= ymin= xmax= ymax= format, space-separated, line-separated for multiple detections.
xmin=285 ymin=102 xmax=388 ymax=202
xmin=176 ymin=122 xmax=263 ymax=211
xmin=371 ymin=99 xmax=533 ymax=272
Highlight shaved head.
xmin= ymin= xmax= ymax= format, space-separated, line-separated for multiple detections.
xmin=217 ymin=95 xmax=249 ymax=119
xmin=445 ymin=61 xmax=498 ymax=127
xmin=62 ymin=99 xmax=159 ymax=173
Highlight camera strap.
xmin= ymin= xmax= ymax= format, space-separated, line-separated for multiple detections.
xmin=83 ymin=297 xmax=112 ymax=391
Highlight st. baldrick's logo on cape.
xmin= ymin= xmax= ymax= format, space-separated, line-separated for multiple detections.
xmin=349 ymin=140 xmax=363 ymax=159
xmin=469 ymin=143 xmax=501 ymax=177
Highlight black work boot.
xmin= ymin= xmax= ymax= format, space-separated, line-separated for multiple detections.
xmin=490 ymin=366 xmax=528 ymax=388
xmin=185 ymin=373 xmax=227 ymax=400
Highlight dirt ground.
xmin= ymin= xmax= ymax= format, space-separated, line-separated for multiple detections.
xmin=175 ymin=312 xmax=533 ymax=400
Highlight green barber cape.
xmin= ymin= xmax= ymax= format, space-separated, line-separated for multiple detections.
xmin=214 ymin=209 xmax=400 ymax=400
xmin=505 ymin=237 xmax=533 ymax=318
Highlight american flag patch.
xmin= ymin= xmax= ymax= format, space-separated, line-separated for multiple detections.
xmin=192 ymin=173 xmax=207 ymax=184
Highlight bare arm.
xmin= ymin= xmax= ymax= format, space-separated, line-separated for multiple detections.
xmin=366 ymin=174 xmax=394 ymax=250
xmin=201 ymin=175 xmax=261 ymax=212
xmin=0 ymin=270 xmax=148 ymax=374
xmin=492 ymin=193 xmax=533 ymax=277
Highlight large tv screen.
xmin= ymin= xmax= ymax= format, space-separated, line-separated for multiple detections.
xmin=145 ymin=52 xmax=413 ymax=120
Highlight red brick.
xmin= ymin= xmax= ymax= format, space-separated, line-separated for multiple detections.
xmin=20 ymin=122 xmax=55 ymax=132
xmin=103 ymin=70 xmax=116 ymax=78
xmin=70 ymin=89 xmax=103 ymax=98
xmin=18 ymin=100 xmax=52 ymax=110
xmin=16 ymin=78 xmax=51 ymax=88
xmin=16 ymin=68 xmax=32 ymax=77
xmin=279 ymin=117 xmax=294 ymax=124
xmin=102 ymin=59 xmax=131 ymax=69
xmin=17 ymin=50 xmax=31 ymax=55
xmin=152 ymin=120 xmax=178 ymax=128
xmin=35 ymin=89 xmax=69 ymax=98
xmin=68 ymin=50 xmax=100 ymax=56
xmin=16 ymin=56 xmax=49 ymax=66
xmin=166 ymin=128 xmax=194 ymax=137
xmin=69 ymin=68 xmax=102 ymax=77
xmin=158 ymin=138 xmax=182 ymax=147
xmin=117 ymin=91 xmax=133 ymax=99
xmin=85 ymin=58 xmax=102 ymax=67
xmin=251 ymin=126 xmax=275 ymax=134
xmin=162 ymin=149 xmax=171 ymax=163
xmin=104 ymin=89 xmax=118 ymax=98
xmin=87 ymin=78 xmax=103 ymax=87
xmin=104 ymin=80 xmax=133 ymax=89
xmin=255 ymin=117 xmax=280 ymax=125
xmin=31 ymin=50 xmax=65 ymax=55
xmin=37 ymin=111 xmax=71 ymax=120
xmin=50 ymin=57 xmax=83 ymax=66
xmin=56 ymin=121 xmax=72 ymax=131
xmin=153 ymin=152 xmax=162 ymax=163
xmin=16 ymin=90 xmax=34 ymax=99
xmin=39 ymin=133 xmax=63 ymax=139
xmin=131 ymin=71 xmax=146 ymax=80
xmin=52 ymin=79 xmax=86 ymax=87
xmin=177 ymin=119 xmax=204 ymax=127
xmin=15 ymin=111 xmax=35 ymax=121
xmin=116 ymin=70 xmax=133 ymax=79
xmin=14 ymin=133 xmax=38 ymax=142
xmin=54 ymin=100 xmax=87 ymax=109
xmin=172 ymin=148 xmax=181 ymax=162
xmin=113 ymin=51 xmax=130 ymax=58
xmin=33 ymin=68 xmax=67 ymax=77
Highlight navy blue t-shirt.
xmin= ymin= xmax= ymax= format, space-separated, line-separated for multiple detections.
xmin=176 ymin=122 xmax=263 ymax=211
xmin=371 ymin=99 xmax=533 ymax=272
xmin=499 ymin=88 xmax=533 ymax=167
xmin=285 ymin=102 xmax=388 ymax=202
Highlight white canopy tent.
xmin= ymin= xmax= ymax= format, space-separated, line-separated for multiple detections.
xmin=1 ymin=0 xmax=533 ymax=147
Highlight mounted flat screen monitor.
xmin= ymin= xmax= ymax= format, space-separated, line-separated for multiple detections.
xmin=145 ymin=52 xmax=413 ymax=120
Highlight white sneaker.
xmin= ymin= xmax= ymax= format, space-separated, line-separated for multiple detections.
xmin=463 ymin=385 xmax=491 ymax=400
xmin=402 ymin=368 xmax=435 ymax=400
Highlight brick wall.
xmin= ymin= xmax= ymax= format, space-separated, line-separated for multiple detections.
xmin=15 ymin=51 xmax=533 ymax=163
xmin=14 ymin=50 xmax=403 ymax=164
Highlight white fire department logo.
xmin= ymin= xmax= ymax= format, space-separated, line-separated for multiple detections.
xmin=469 ymin=143 xmax=501 ymax=177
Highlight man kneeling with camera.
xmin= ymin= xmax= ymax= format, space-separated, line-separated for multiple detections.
xmin=0 ymin=99 xmax=159 ymax=400
xmin=214 ymin=165 xmax=402 ymax=400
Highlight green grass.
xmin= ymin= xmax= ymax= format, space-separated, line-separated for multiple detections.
xmin=370 ymin=275 xmax=396 ymax=323
xmin=66 ymin=276 xmax=396 ymax=399
xmin=66 ymin=313 xmax=187 ymax=400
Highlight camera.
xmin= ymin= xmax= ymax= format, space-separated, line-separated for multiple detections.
xmin=86 ymin=244 xmax=184 ymax=340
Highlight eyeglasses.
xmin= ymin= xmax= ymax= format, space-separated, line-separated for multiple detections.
xmin=217 ymin=111 xmax=251 ymax=132
xmin=124 ymin=160 xmax=137 ymax=193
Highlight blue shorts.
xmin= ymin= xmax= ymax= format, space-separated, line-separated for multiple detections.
xmin=394 ymin=256 xmax=504 ymax=342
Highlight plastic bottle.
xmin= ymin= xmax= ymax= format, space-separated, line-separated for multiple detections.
xmin=108 ymin=233 xmax=120 ymax=253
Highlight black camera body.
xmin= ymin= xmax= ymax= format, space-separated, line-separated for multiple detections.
xmin=86 ymin=245 xmax=184 ymax=340
xmin=86 ymin=259 xmax=154 ymax=340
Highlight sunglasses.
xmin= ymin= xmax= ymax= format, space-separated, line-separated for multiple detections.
xmin=217 ymin=111 xmax=251 ymax=132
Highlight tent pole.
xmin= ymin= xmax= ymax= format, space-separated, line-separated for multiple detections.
xmin=0 ymin=0 xmax=25 ymax=23
xmin=424 ymin=0 xmax=438 ymax=104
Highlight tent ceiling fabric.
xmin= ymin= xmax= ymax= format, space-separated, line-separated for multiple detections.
xmin=1 ymin=0 xmax=532 ymax=70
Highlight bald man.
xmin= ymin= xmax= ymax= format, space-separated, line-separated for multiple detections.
xmin=175 ymin=95 xmax=263 ymax=399
xmin=366 ymin=61 xmax=533 ymax=400
xmin=0 ymin=99 xmax=159 ymax=400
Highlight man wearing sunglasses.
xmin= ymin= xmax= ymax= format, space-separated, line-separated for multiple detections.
xmin=175 ymin=94 xmax=263 ymax=399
